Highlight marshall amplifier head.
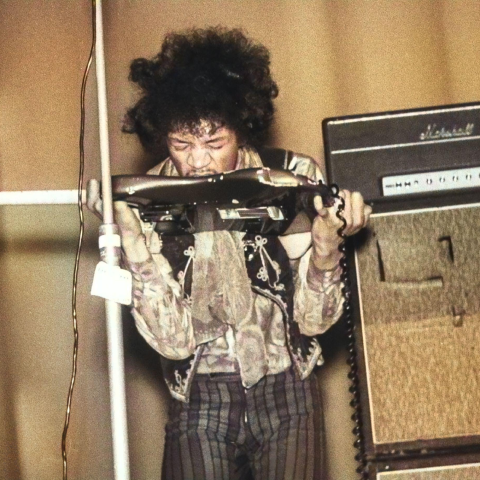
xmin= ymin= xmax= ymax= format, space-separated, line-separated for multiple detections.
xmin=323 ymin=102 xmax=480 ymax=479
xmin=323 ymin=102 xmax=480 ymax=213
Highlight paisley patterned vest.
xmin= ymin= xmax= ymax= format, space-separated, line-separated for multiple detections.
xmin=157 ymin=148 xmax=323 ymax=402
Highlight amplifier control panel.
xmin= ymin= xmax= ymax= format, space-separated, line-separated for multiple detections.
xmin=382 ymin=166 xmax=480 ymax=196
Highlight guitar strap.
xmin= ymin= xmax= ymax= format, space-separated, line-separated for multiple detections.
xmin=255 ymin=146 xmax=292 ymax=170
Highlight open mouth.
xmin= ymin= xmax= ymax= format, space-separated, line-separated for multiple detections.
xmin=187 ymin=170 xmax=217 ymax=177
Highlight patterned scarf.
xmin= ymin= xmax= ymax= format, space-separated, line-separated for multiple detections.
xmin=157 ymin=147 xmax=269 ymax=386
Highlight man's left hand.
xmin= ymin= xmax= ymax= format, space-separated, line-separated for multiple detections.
xmin=311 ymin=190 xmax=372 ymax=269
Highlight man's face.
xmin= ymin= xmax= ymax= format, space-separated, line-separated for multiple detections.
xmin=166 ymin=122 xmax=240 ymax=177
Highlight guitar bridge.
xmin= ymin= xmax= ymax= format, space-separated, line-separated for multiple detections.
xmin=217 ymin=207 xmax=285 ymax=220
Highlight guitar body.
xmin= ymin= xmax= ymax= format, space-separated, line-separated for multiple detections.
xmin=111 ymin=168 xmax=335 ymax=235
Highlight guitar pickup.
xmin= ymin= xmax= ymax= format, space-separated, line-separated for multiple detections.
xmin=218 ymin=206 xmax=285 ymax=220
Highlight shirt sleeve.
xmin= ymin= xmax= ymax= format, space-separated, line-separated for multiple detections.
xmin=292 ymin=248 xmax=344 ymax=336
xmin=285 ymin=151 xmax=325 ymax=183
xmin=287 ymin=153 xmax=345 ymax=335
xmin=123 ymin=248 xmax=196 ymax=360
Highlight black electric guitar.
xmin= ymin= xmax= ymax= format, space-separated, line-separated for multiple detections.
xmin=111 ymin=167 xmax=336 ymax=235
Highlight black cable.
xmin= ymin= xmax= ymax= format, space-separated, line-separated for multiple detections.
xmin=61 ymin=1 xmax=96 ymax=478
xmin=333 ymin=185 xmax=368 ymax=479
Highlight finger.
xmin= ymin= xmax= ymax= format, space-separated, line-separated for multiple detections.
xmin=350 ymin=191 xmax=366 ymax=234
xmin=113 ymin=200 xmax=130 ymax=212
xmin=94 ymin=199 xmax=103 ymax=219
xmin=86 ymin=179 xmax=99 ymax=211
xmin=113 ymin=201 xmax=137 ymax=226
xmin=113 ymin=202 xmax=143 ymax=237
xmin=86 ymin=179 xmax=103 ymax=220
xmin=313 ymin=195 xmax=329 ymax=218
xmin=363 ymin=204 xmax=373 ymax=228
xmin=338 ymin=190 xmax=353 ymax=234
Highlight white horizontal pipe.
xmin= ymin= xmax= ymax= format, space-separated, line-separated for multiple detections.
xmin=0 ymin=190 xmax=86 ymax=205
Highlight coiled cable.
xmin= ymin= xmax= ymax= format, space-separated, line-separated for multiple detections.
xmin=332 ymin=185 xmax=368 ymax=479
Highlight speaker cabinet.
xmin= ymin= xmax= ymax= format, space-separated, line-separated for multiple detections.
xmin=376 ymin=462 xmax=480 ymax=480
xmin=323 ymin=102 xmax=480 ymax=477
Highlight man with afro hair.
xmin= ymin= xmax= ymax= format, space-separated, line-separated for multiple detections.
xmin=91 ymin=26 xmax=370 ymax=479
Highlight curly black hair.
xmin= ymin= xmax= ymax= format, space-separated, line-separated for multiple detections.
xmin=123 ymin=26 xmax=278 ymax=150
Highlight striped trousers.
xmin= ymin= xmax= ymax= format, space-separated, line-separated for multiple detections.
xmin=162 ymin=367 xmax=325 ymax=479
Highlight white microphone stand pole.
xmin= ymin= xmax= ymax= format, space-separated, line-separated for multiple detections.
xmin=95 ymin=1 xmax=131 ymax=479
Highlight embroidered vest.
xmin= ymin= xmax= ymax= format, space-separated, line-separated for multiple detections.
xmin=157 ymin=148 xmax=323 ymax=402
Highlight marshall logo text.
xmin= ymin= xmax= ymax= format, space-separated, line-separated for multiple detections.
xmin=419 ymin=123 xmax=475 ymax=141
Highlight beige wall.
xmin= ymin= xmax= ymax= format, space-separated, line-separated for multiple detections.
xmin=1 ymin=1 xmax=480 ymax=479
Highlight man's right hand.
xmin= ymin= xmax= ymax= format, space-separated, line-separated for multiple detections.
xmin=87 ymin=179 xmax=148 ymax=261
